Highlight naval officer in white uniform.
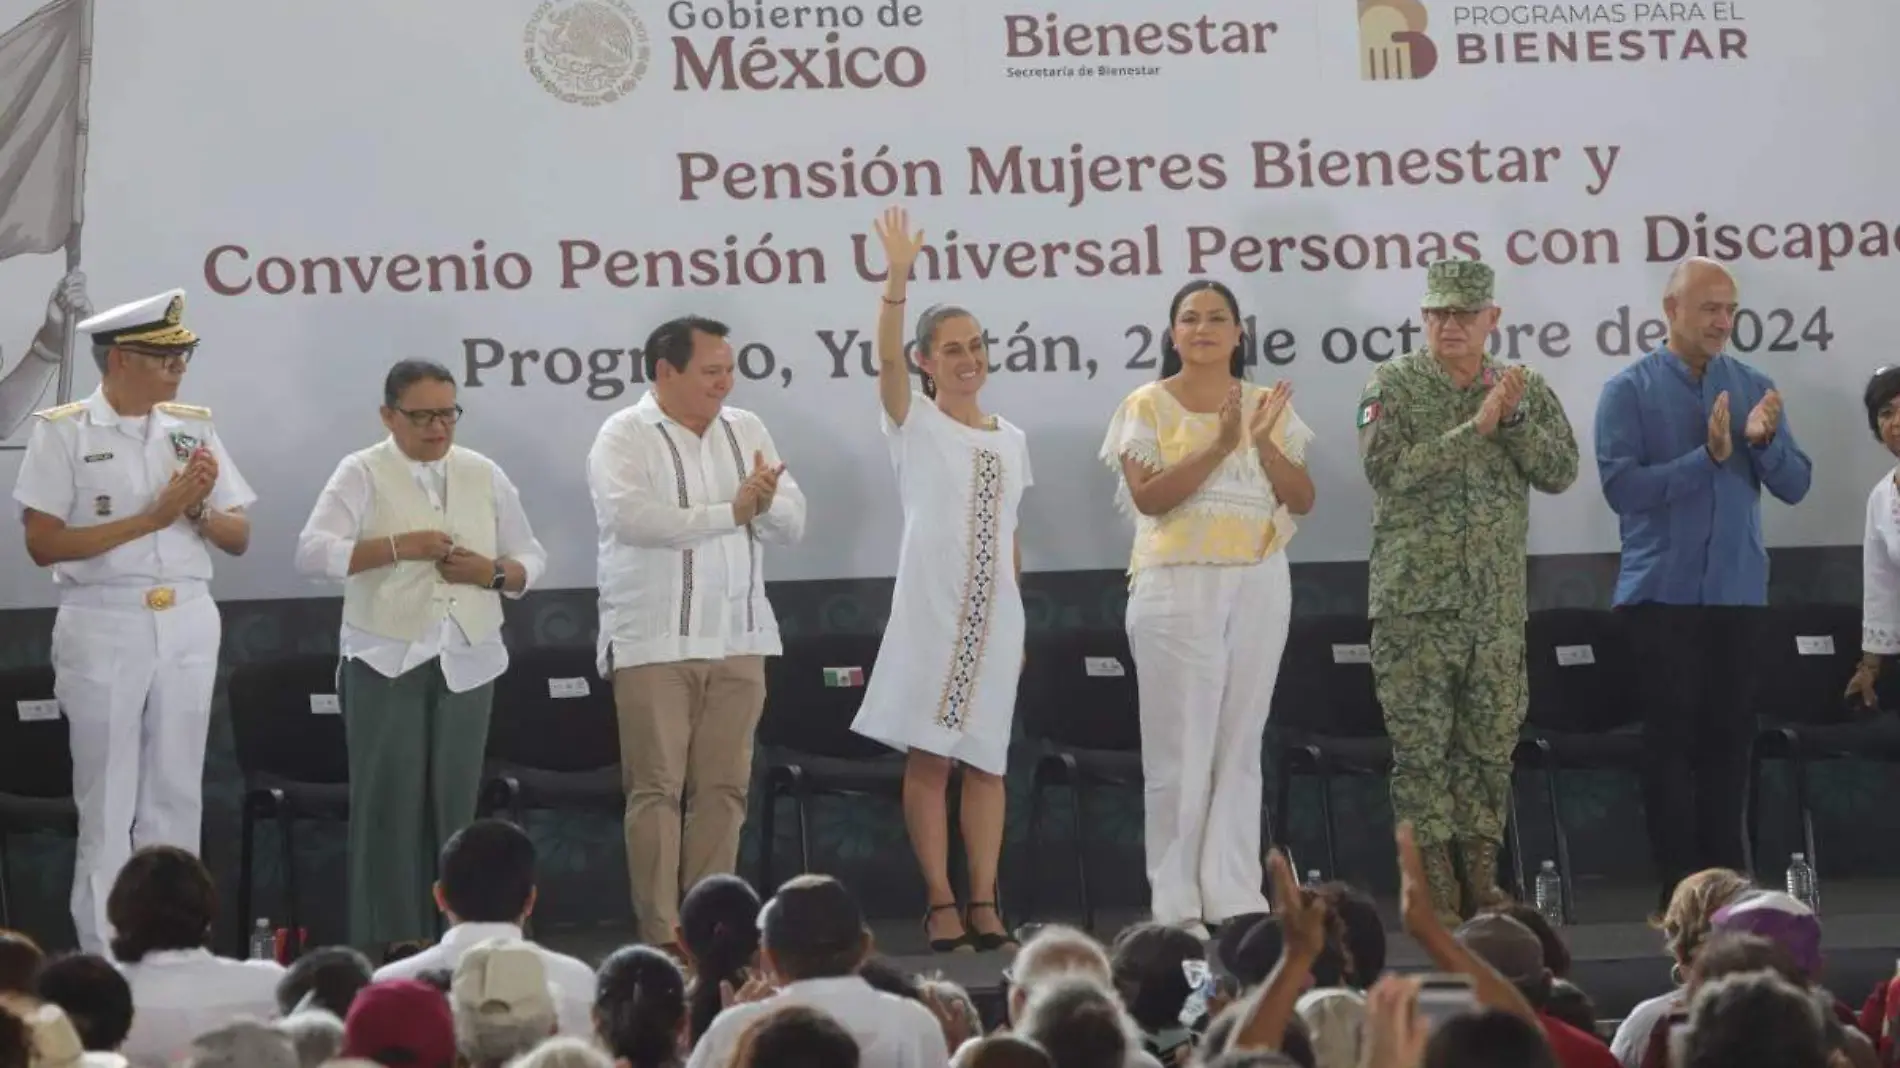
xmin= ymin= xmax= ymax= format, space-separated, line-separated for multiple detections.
xmin=12 ymin=288 xmax=254 ymax=954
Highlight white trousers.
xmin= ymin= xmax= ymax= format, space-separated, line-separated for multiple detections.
xmin=51 ymin=585 xmax=220 ymax=954
xmin=1127 ymin=553 xmax=1291 ymax=924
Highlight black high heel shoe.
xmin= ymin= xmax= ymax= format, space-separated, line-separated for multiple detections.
xmin=925 ymin=902 xmax=974 ymax=953
xmin=967 ymin=901 xmax=1018 ymax=952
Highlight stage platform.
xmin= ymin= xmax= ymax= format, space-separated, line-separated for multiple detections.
xmin=536 ymin=877 xmax=1900 ymax=1031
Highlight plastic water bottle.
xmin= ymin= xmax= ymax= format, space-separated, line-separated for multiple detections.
xmin=1786 ymin=853 xmax=1819 ymax=913
xmin=248 ymin=918 xmax=275 ymax=962
xmin=1534 ymin=861 xmax=1564 ymax=926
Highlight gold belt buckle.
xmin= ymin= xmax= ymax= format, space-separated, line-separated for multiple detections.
xmin=144 ymin=586 xmax=176 ymax=611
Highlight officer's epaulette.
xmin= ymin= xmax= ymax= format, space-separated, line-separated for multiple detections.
xmin=154 ymin=401 xmax=213 ymax=419
xmin=31 ymin=401 xmax=86 ymax=421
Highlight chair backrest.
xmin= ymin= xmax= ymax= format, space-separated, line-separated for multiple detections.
xmin=227 ymin=655 xmax=351 ymax=785
xmin=1018 ymin=629 xmax=1142 ymax=752
xmin=1749 ymin=603 xmax=1864 ymax=727
xmin=760 ymin=633 xmax=896 ymax=760
xmin=0 ymin=665 xmax=72 ymax=799
xmin=1525 ymin=608 xmax=1642 ymax=733
xmin=1270 ymin=615 xmax=1385 ymax=737
xmin=489 ymin=646 xmax=621 ymax=773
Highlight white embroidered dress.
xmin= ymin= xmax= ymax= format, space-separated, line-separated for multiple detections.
xmin=849 ymin=394 xmax=1032 ymax=776
xmin=1862 ymin=470 xmax=1900 ymax=656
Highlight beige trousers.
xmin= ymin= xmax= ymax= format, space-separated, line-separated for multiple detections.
xmin=613 ymin=655 xmax=766 ymax=944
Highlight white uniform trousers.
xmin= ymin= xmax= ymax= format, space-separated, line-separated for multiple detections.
xmin=51 ymin=582 xmax=220 ymax=954
xmin=1126 ymin=552 xmax=1291 ymax=925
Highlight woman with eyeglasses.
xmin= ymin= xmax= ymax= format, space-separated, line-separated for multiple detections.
xmin=294 ymin=358 xmax=549 ymax=957
xmin=1847 ymin=366 xmax=1900 ymax=711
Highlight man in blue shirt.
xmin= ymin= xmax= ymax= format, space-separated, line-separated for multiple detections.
xmin=1594 ymin=257 xmax=1813 ymax=906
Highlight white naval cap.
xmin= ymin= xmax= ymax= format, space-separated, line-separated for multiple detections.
xmin=76 ymin=287 xmax=197 ymax=350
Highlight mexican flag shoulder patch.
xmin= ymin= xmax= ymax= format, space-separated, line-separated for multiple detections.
xmin=823 ymin=666 xmax=865 ymax=688
xmin=1356 ymin=399 xmax=1383 ymax=428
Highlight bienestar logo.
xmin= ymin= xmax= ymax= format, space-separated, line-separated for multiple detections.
xmin=1000 ymin=11 xmax=1280 ymax=81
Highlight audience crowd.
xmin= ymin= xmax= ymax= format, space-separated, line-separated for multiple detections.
xmin=0 ymin=817 xmax=1874 ymax=1068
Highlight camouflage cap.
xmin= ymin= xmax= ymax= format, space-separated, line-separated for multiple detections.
xmin=1420 ymin=259 xmax=1495 ymax=311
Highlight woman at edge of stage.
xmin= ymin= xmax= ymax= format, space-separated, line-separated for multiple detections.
xmin=847 ymin=205 xmax=1034 ymax=954
xmin=1102 ymin=279 xmax=1316 ymax=939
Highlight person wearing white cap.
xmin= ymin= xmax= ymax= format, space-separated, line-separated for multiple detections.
xmin=449 ymin=938 xmax=559 ymax=1068
xmin=11 ymin=288 xmax=254 ymax=955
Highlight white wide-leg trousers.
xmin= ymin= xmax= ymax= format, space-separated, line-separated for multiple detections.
xmin=1126 ymin=552 xmax=1291 ymax=924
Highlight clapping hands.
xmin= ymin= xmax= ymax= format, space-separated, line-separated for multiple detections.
xmin=1475 ymin=367 xmax=1528 ymax=437
xmin=1214 ymin=385 xmax=1245 ymax=455
xmin=149 ymin=447 xmax=216 ymax=526
xmin=1250 ymin=381 xmax=1293 ymax=451
xmin=1707 ymin=392 xmax=1733 ymax=463
xmin=1746 ymin=389 xmax=1782 ymax=446
xmin=733 ymin=450 xmax=788 ymax=524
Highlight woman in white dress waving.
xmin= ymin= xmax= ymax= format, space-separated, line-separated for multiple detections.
xmin=1102 ymin=279 xmax=1316 ymax=938
xmin=849 ymin=206 xmax=1032 ymax=954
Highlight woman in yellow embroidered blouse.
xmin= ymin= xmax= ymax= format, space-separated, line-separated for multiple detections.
xmin=1099 ymin=279 xmax=1315 ymax=937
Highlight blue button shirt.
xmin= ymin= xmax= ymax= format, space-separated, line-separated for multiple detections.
xmin=1594 ymin=348 xmax=1812 ymax=607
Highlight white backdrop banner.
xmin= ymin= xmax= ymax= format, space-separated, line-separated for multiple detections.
xmin=0 ymin=0 xmax=1894 ymax=608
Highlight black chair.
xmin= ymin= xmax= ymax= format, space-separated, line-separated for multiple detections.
xmin=476 ymin=646 xmax=622 ymax=826
xmin=0 ymin=666 xmax=77 ymax=928
xmin=228 ymin=655 xmax=351 ymax=959
xmin=1518 ymin=608 xmax=1644 ymax=923
xmin=754 ymin=633 xmax=904 ymax=893
xmin=1267 ymin=615 xmax=1390 ymax=884
xmin=1747 ymin=603 xmax=1900 ymax=876
xmin=1018 ymin=628 xmax=1144 ymax=933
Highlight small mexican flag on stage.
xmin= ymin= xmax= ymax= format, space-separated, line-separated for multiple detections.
xmin=823 ymin=666 xmax=865 ymax=688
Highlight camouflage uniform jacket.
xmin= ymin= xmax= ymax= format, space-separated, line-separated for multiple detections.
xmin=1358 ymin=349 xmax=1578 ymax=621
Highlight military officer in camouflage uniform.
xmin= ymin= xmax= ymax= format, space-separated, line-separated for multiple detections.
xmin=1356 ymin=260 xmax=1579 ymax=924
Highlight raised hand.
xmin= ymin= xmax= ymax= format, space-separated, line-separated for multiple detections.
xmin=1707 ymin=391 xmax=1733 ymax=463
xmin=874 ymin=206 xmax=927 ymax=280
xmin=920 ymin=986 xmax=975 ymax=1052
xmin=53 ymin=270 xmax=91 ymax=321
xmin=1266 ymin=848 xmax=1329 ymax=962
xmin=1396 ymin=822 xmax=1441 ymax=940
xmin=1360 ymin=975 xmax=1430 ymax=1068
xmin=1249 ymin=381 xmax=1293 ymax=448
xmin=1215 ymin=384 xmax=1244 ymax=454
xmin=1746 ymin=389 xmax=1782 ymax=446
xmin=720 ymin=969 xmax=775 ymax=1009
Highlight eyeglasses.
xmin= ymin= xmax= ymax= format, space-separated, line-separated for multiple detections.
xmin=1423 ymin=308 xmax=1484 ymax=326
xmin=122 ymin=345 xmax=194 ymax=366
xmin=393 ymin=405 xmax=463 ymax=427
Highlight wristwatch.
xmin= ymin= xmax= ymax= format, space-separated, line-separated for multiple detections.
xmin=489 ymin=562 xmax=507 ymax=591
xmin=184 ymin=503 xmax=206 ymax=523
